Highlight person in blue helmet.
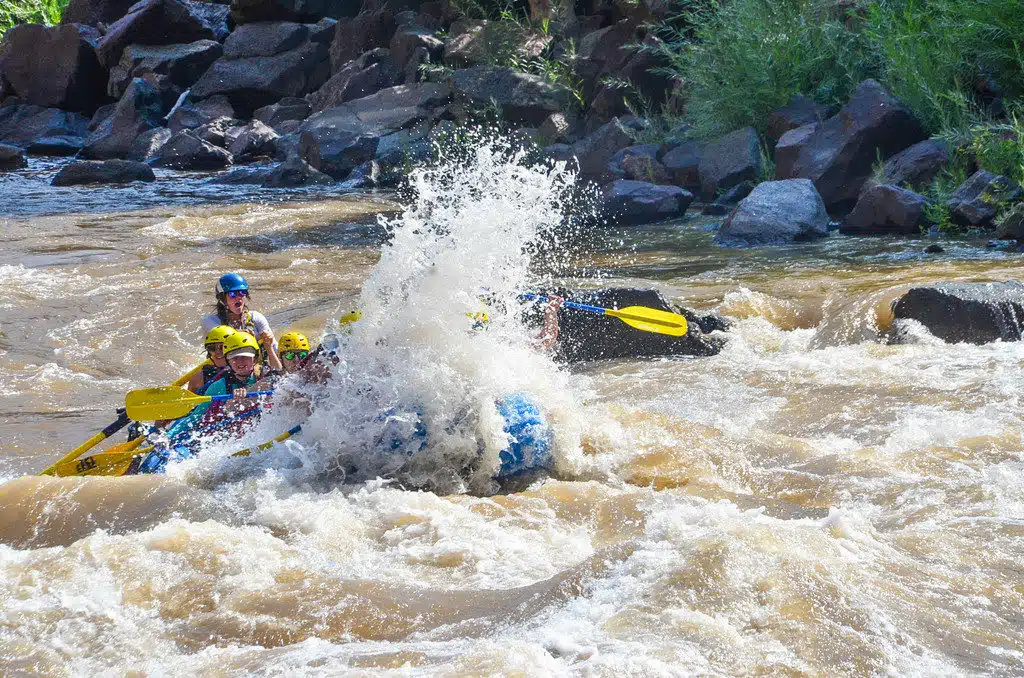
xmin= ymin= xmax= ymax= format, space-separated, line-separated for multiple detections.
xmin=202 ymin=272 xmax=283 ymax=372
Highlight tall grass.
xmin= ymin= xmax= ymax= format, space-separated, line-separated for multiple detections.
xmin=0 ymin=0 xmax=68 ymax=35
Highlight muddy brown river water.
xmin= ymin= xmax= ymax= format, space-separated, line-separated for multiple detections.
xmin=0 ymin=150 xmax=1022 ymax=676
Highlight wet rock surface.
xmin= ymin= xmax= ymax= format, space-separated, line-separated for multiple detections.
xmin=892 ymin=282 xmax=1024 ymax=344
xmin=51 ymin=158 xmax=156 ymax=185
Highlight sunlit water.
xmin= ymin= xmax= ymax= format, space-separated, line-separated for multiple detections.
xmin=1 ymin=144 xmax=1022 ymax=675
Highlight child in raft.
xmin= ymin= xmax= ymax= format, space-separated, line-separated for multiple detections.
xmin=202 ymin=272 xmax=283 ymax=372
xmin=187 ymin=325 xmax=235 ymax=394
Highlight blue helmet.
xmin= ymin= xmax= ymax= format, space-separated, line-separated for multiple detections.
xmin=215 ymin=272 xmax=249 ymax=295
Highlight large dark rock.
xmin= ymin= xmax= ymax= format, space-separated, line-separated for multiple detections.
xmin=702 ymin=180 xmax=754 ymax=216
xmin=150 ymin=130 xmax=232 ymax=168
xmin=96 ymin=0 xmax=216 ymax=68
xmin=996 ymin=204 xmax=1024 ymax=240
xmin=660 ymin=140 xmax=701 ymax=194
xmin=577 ymin=19 xmax=637 ymax=72
xmin=51 ymin=158 xmax=156 ymax=185
xmin=870 ymin=139 xmax=949 ymax=193
xmin=766 ymin=94 xmax=827 ymax=146
xmin=266 ymin=154 xmax=333 ymax=186
xmin=891 ymin=282 xmax=1024 ymax=344
xmin=193 ymin=115 xmax=244 ymax=146
xmin=329 ymin=8 xmax=396 ymax=68
xmin=600 ymin=180 xmax=693 ymax=226
xmin=840 ymin=184 xmax=927 ymax=235
xmin=254 ymin=97 xmax=311 ymax=127
xmin=182 ymin=0 xmax=232 ymax=41
xmin=716 ymin=179 xmax=829 ymax=246
xmin=298 ymin=83 xmax=450 ymax=178
xmin=946 ymin=170 xmax=1022 ymax=228
xmin=228 ymin=119 xmax=279 ymax=160
xmin=129 ymin=126 xmax=172 ymax=160
xmin=231 ymin=0 xmax=359 ymax=23
xmin=107 ymin=40 xmax=223 ymax=99
xmin=80 ymin=77 xmax=166 ymax=158
xmin=389 ymin=23 xmax=443 ymax=71
xmin=449 ymin=66 xmax=571 ymax=127
xmin=607 ymin=144 xmax=668 ymax=183
xmin=61 ymin=0 xmax=139 ymax=25
xmin=569 ymin=116 xmax=634 ymax=178
xmin=0 ymin=104 xmax=90 ymax=150
xmin=698 ymin=126 xmax=761 ymax=200
xmin=0 ymin=143 xmax=27 ymax=170
xmin=0 ymin=24 xmax=106 ymax=113
xmin=542 ymin=287 xmax=724 ymax=363
xmin=306 ymin=50 xmax=402 ymax=113
xmin=775 ymin=79 xmax=926 ymax=214
xmin=190 ymin=19 xmax=333 ymax=117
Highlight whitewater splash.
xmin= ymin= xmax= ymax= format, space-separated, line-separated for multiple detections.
xmin=184 ymin=137 xmax=596 ymax=494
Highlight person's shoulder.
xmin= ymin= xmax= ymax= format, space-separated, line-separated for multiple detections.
xmin=201 ymin=313 xmax=220 ymax=332
xmin=204 ymin=378 xmax=228 ymax=396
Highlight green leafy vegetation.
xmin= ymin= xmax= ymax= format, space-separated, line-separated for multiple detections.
xmin=0 ymin=0 xmax=68 ymax=35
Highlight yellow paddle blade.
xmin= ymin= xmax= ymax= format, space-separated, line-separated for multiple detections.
xmin=125 ymin=387 xmax=211 ymax=421
xmin=605 ymin=305 xmax=689 ymax=337
xmin=49 ymin=443 xmax=152 ymax=477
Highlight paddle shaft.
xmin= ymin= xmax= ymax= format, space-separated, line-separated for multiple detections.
xmin=520 ymin=294 xmax=606 ymax=315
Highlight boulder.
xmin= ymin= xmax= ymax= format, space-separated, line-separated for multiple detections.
xmin=0 ymin=24 xmax=106 ymax=113
xmin=0 ymin=104 xmax=90 ymax=150
xmin=329 ymin=8 xmax=396 ymax=68
xmin=165 ymin=94 xmax=234 ymax=131
xmin=266 ymin=154 xmax=334 ymax=186
xmin=149 ymin=130 xmax=232 ymax=168
xmin=212 ymin=166 xmax=275 ymax=184
xmin=338 ymin=158 xmax=379 ymax=188
xmin=765 ymin=94 xmax=827 ymax=146
xmin=96 ymin=0 xmax=216 ymax=68
xmin=129 ymin=126 xmax=172 ymax=160
xmin=0 ymin=143 xmax=27 ymax=170
xmin=374 ymin=121 xmax=430 ymax=166
xmin=306 ymin=50 xmax=402 ymax=113
xmin=389 ymin=23 xmax=443 ymax=71
xmin=230 ymin=0 xmax=360 ymax=24
xmin=51 ymin=158 xmax=156 ymax=185
xmin=61 ymin=0 xmax=140 ymax=25
xmin=578 ymin=19 xmax=636 ymax=72
xmin=840 ymin=184 xmax=927 ymax=235
xmin=194 ymin=116 xmax=244 ymax=146
xmin=442 ymin=19 xmax=550 ymax=69
xmin=228 ymin=119 xmax=279 ymax=160
xmin=449 ymin=66 xmax=571 ymax=126
xmin=716 ymin=178 xmax=829 ymax=246
xmin=569 ymin=116 xmax=634 ymax=178
xmin=27 ymin=135 xmax=88 ymax=155
xmin=996 ymin=203 xmax=1024 ymax=240
xmin=543 ymin=287 xmax=724 ymax=363
xmin=600 ymin=180 xmax=693 ymax=226
xmin=537 ymin=111 xmax=576 ymax=145
xmin=891 ymin=282 xmax=1024 ymax=344
xmin=702 ymin=180 xmax=754 ymax=216
xmin=698 ymin=126 xmax=761 ymax=200
xmin=254 ymin=97 xmax=311 ymax=126
xmin=88 ymin=103 xmax=116 ymax=131
xmin=107 ymin=40 xmax=223 ymax=99
xmin=946 ymin=170 xmax=1022 ymax=228
xmin=182 ymin=0 xmax=232 ymax=41
xmin=660 ymin=140 xmax=701 ymax=194
xmin=298 ymin=83 xmax=450 ymax=178
xmin=80 ymin=77 xmax=166 ymax=159
xmin=775 ymin=79 xmax=926 ymax=213
xmin=190 ymin=20 xmax=333 ymax=116
xmin=870 ymin=138 xmax=949 ymax=192
xmin=607 ymin=144 xmax=665 ymax=182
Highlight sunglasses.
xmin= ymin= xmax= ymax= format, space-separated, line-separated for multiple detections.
xmin=225 ymin=290 xmax=248 ymax=299
xmin=205 ymin=343 xmax=224 ymax=353
xmin=281 ymin=350 xmax=309 ymax=361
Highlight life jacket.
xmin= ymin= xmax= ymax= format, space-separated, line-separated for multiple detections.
xmin=196 ymin=364 xmax=229 ymax=395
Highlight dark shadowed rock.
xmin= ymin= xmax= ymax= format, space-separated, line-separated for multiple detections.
xmin=27 ymin=135 xmax=88 ymax=155
xmin=600 ymin=179 xmax=693 ymax=226
xmin=578 ymin=19 xmax=637 ymax=72
xmin=660 ymin=140 xmax=701 ymax=194
xmin=150 ymin=130 xmax=232 ymax=168
xmin=51 ymin=159 xmax=156 ymax=185
xmin=61 ymin=0 xmax=140 ymax=25
xmin=0 ymin=105 xmax=89 ymax=150
xmin=0 ymin=143 xmax=27 ymax=170
xmin=108 ymin=40 xmax=223 ymax=99
xmin=190 ymin=20 xmax=333 ymax=116
xmin=946 ymin=170 xmax=1022 ymax=227
xmin=569 ymin=116 xmax=634 ymax=178
xmin=716 ymin=179 xmax=829 ymax=246
xmin=213 ymin=166 xmax=275 ymax=184
xmin=840 ymin=184 xmax=927 ymax=235
xmin=266 ymin=154 xmax=333 ymax=186
xmin=182 ymin=0 xmax=232 ymax=41
xmin=0 ymin=24 xmax=106 ymax=113
xmin=306 ymin=51 xmax=402 ymax=113
xmin=338 ymin=158 xmax=379 ymax=188
xmin=607 ymin=144 xmax=666 ymax=183
xmin=537 ymin=111 xmax=577 ymax=145
xmin=130 ymin=126 xmax=172 ymax=159
xmin=442 ymin=19 xmax=549 ymax=69
xmin=80 ymin=77 xmax=166 ymax=158
xmin=871 ymin=139 xmax=949 ymax=193
xmin=698 ymin=126 xmax=761 ymax=200
xmin=450 ymin=66 xmax=571 ymax=126
xmin=389 ymin=23 xmax=443 ymax=71
xmin=996 ymin=204 xmax=1024 ymax=240
xmin=702 ymin=180 xmax=754 ymax=216
xmin=194 ymin=116 xmax=244 ymax=145
xmin=891 ymin=282 xmax=1024 ymax=344
xmin=231 ymin=0 xmax=359 ymax=24
xmin=329 ymin=8 xmax=396 ymax=68
xmin=544 ymin=287 xmax=724 ymax=363
xmin=88 ymin=103 xmax=116 ymax=131
xmin=254 ymin=97 xmax=311 ymax=126
xmin=766 ymin=94 xmax=827 ymax=145
xmin=96 ymin=0 xmax=215 ymax=68
xmin=775 ymin=79 xmax=926 ymax=213
xmin=298 ymin=83 xmax=450 ymax=178
xmin=228 ymin=119 xmax=279 ymax=160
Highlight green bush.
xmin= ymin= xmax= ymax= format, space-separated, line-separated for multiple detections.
xmin=0 ymin=0 xmax=68 ymax=35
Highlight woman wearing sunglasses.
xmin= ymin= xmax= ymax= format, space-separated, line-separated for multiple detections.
xmin=201 ymin=272 xmax=283 ymax=372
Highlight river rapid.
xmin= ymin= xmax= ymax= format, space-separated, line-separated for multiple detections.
xmin=1 ymin=144 xmax=1022 ymax=676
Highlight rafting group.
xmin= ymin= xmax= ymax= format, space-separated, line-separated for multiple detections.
xmin=39 ymin=273 xmax=691 ymax=481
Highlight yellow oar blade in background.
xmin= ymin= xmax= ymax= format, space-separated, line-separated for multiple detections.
xmin=605 ymin=306 xmax=688 ymax=337
xmin=49 ymin=441 xmax=153 ymax=477
xmin=126 ymin=387 xmax=211 ymax=421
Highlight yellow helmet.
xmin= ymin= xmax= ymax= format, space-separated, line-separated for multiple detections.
xmin=339 ymin=310 xmax=362 ymax=325
xmin=204 ymin=325 xmax=236 ymax=348
xmin=222 ymin=331 xmax=260 ymax=359
xmin=279 ymin=331 xmax=310 ymax=353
